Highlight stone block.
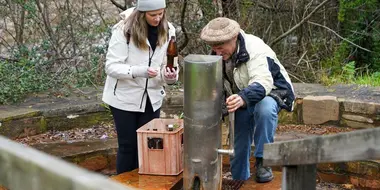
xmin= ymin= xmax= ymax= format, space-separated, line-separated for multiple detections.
xmin=340 ymin=119 xmax=375 ymax=129
xmin=343 ymin=100 xmax=380 ymax=115
xmin=302 ymin=96 xmax=339 ymax=124
xmin=163 ymin=91 xmax=184 ymax=107
xmin=108 ymin=154 xmax=117 ymax=170
xmin=78 ymin=155 xmax=108 ymax=171
xmin=0 ymin=116 xmax=44 ymax=138
xmin=342 ymin=114 xmax=374 ymax=123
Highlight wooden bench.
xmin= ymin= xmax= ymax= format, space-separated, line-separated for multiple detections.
xmin=264 ymin=127 xmax=380 ymax=190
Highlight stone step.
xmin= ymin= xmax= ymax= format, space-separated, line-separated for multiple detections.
xmin=31 ymin=138 xmax=118 ymax=174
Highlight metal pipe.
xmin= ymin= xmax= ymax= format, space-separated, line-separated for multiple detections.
xmin=217 ymin=113 xmax=235 ymax=157
xmin=183 ymin=54 xmax=223 ymax=190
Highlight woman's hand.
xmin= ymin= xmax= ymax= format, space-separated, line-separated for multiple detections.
xmin=164 ymin=67 xmax=177 ymax=79
xmin=226 ymin=94 xmax=246 ymax=113
xmin=147 ymin=67 xmax=159 ymax=78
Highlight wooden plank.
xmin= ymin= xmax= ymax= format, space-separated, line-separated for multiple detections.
xmin=0 ymin=135 xmax=135 ymax=190
xmin=264 ymin=127 xmax=380 ymax=166
xmin=282 ymin=164 xmax=317 ymax=190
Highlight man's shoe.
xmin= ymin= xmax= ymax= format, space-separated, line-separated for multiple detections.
xmin=255 ymin=157 xmax=274 ymax=183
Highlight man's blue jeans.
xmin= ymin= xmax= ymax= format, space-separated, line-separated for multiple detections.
xmin=230 ymin=96 xmax=280 ymax=180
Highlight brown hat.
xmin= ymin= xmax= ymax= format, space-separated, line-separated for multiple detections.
xmin=200 ymin=17 xmax=240 ymax=45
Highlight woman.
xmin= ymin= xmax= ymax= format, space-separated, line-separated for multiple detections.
xmin=102 ymin=0 xmax=177 ymax=174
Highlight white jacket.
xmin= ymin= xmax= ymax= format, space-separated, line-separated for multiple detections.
xmin=102 ymin=7 xmax=176 ymax=112
xmin=222 ymin=30 xmax=295 ymax=111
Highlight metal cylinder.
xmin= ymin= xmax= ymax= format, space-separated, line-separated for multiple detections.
xmin=183 ymin=54 xmax=223 ymax=190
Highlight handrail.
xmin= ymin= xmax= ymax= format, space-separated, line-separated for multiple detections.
xmin=0 ymin=135 xmax=137 ymax=190
xmin=263 ymin=127 xmax=380 ymax=190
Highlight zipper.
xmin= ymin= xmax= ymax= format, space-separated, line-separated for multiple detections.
xmin=139 ymin=48 xmax=155 ymax=109
xmin=113 ymin=79 xmax=119 ymax=95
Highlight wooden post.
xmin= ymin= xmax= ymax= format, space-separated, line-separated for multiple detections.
xmin=282 ymin=164 xmax=317 ymax=190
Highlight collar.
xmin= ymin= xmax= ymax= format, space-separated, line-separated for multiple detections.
xmin=234 ymin=33 xmax=250 ymax=67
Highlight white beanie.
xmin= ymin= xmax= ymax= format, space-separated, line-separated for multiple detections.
xmin=136 ymin=0 xmax=166 ymax=11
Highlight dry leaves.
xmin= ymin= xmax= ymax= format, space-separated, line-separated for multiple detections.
xmin=277 ymin=124 xmax=354 ymax=135
xmin=14 ymin=122 xmax=117 ymax=145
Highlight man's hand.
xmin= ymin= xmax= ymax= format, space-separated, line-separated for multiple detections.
xmin=226 ymin=94 xmax=246 ymax=112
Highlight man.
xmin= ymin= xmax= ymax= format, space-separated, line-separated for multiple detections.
xmin=200 ymin=17 xmax=295 ymax=183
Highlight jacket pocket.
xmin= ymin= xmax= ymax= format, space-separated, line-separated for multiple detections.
xmin=148 ymin=87 xmax=166 ymax=106
xmin=114 ymin=79 xmax=144 ymax=105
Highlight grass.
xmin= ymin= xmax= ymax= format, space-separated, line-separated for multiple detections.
xmin=320 ymin=72 xmax=380 ymax=87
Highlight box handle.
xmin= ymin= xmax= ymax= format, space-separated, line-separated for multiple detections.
xmin=147 ymin=137 xmax=164 ymax=149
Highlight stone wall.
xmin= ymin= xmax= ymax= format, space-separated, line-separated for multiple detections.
xmin=1 ymin=84 xmax=378 ymax=139
xmin=279 ymin=96 xmax=380 ymax=128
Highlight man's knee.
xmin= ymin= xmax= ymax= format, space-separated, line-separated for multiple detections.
xmin=254 ymin=97 xmax=279 ymax=118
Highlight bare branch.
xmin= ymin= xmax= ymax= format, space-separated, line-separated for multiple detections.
xmin=35 ymin=0 xmax=59 ymax=55
xmin=109 ymin=0 xmax=126 ymax=10
xmin=288 ymin=71 xmax=306 ymax=83
xmin=255 ymin=1 xmax=291 ymax=13
xmin=308 ymin=21 xmax=372 ymax=53
xmin=296 ymin=51 xmax=308 ymax=67
xmin=269 ymin=0 xmax=331 ymax=47
xmin=91 ymin=0 xmax=107 ymax=26
xmin=0 ymin=56 xmax=19 ymax=62
xmin=179 ymin=0 xmax=189 ymax=51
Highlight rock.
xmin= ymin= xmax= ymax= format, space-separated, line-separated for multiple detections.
xmin=302 ymin=96 xmax=339 ymax=125
xmin=343 ymin=100 xmax=380 ymax=115
xmin=340 ymin=119 xmax=375 ymax=129
xmin=342 ymin=114 xmax=374 ymax=123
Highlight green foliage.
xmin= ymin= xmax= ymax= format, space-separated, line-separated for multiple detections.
xmin=321 ymin=0 xmax=380 ymax=86
xmin=0 ymin=45 xmax=53 ymax=104
xmin=334 ymin=0 xmax=380 ymax=72
xmin=341 ymin=61 xmax=356 ymax=81
xmin=65 ymin=26 xmax=112 ymax=88
xmin=0 ymin=24 xmax=112 ymax=105
xmin=355 ymin=72 xmax=380 ymax=86
xmin=320 ymin=62 xmax=380 ymax=86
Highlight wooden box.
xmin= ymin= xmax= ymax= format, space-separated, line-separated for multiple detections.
xmin=137 ymin=118 xmax=184 ymax=175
